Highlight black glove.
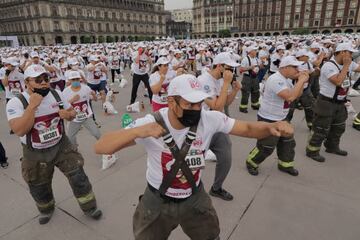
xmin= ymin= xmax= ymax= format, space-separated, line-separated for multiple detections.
xmin=5 ymin=69 xmax=11 ymax=76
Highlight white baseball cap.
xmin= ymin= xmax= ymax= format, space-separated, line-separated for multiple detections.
xmin=159 ymin=49 xmax=169 ymax=56
xmin=89 ymin=55 xmax=99 ymax=62
xmin=213 ymin=52 xmax=240 ymax=68
xmin=279 ymin=56 xmax=304 ymax=68
xmin=30 ymin=51 xmax=39 ymax=58
xmin=4 ymin=57 xmax=19 ymax=66
xmin=335 ymin=42 xmax=358 ymax=53
xmin=295 ymin=49 xmax=312 ymax=58
xmin=24 ymin=65 xmax=47 ymax=79
xmin=154 ymin=57 xmax=170 ymax=66
xmin=67 ymin=58 xmax=79 ymax=65
xmin=310 ymin=42 xmax=321 ymax=49
xmin=168 ymin=74 xmax=210 ymax=103
xmin=276 ymin=45 xmax=286 ymax=51
xmin=67 ymin=70 xmax=81 ymax=80
xmin=246 ymin=45 xmax=258 ymax=53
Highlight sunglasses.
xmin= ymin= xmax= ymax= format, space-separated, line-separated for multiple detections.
xmin=30 ymin=74 xmax=50 ymax=84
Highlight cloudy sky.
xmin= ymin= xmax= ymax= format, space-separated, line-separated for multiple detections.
xmin=164 ymin=0 xmax=193 ymax=10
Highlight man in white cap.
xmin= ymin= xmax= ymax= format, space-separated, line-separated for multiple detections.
xmin=269 ymin=45 xmax=285 ymax=75
xmin=197 ymin=52 xmax=241 ymax=201
xmin=286 ymin=49 xmax=315 ymax=130
xmin=246 ymin=56 xmax=309 ymax=176
xmin=149 ymin=57 xmax=177 ymax=111
xmin=195 ymin=45 xmax=211 ymax=77
xmin=23 ymin=51 xmax=55 ymax=73
xmin=306 ymin=43 xmax=360 ymax=162
xmin=95 ymin=74 xmax=293 ymax=240
xmin=62 ymin=70 xmax=100 ymax=146
xmin=1 ymin=57 xmax=25 ymax=103
xmin=239 ymin=45 xmax=262 ymax=113
xmin=6 ymin=65 xmax=102 ymax=225
xmin=130 ymin=44 xmax=153 ymax=104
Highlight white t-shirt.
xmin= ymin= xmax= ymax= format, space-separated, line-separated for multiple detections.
xmin=196 ymin=54 xmax=211 ymax=71
xmin=86 ymin=63 xmax=104 ymax=84
xmin=6 ymin=90 xmax=71 ymax=149
xmin=149 ymin=70 xmax=177 ymax=104
xmin=126 ymin=107 xmax=235 ymax=199
xmin=319 ymin=57 xmax=359 ymax=99
xmin=270 ymin=53 xmax=282 ymax=72
xmin=197 ymin=71 xmax=224 ymax=111
xmin=62 ymin=84 xmax=93 ymax=123
xmin=4 ymin=69 xmax=25 ymax=99
xmin=258 ymin=72 xmax=294 ymax=121
xmin=108 ymin=56 xmax=120 ymax=69
xmin=241 ymin=56 xmax=260 ymax=75
xmin=132 ymin=53 xmax=150 ymax=75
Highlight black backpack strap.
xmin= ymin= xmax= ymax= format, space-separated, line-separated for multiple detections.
xmin=49 ymin=88 xmax=64 ymax=109
xmin=153 ymin=112 xmax=198 ymax=196
xmin=16 ymin=94 xmax=32 ymax=149
xmin=49 ymin=88 xmax=66 ymax=134
xmin=327 ymin=60 xmax=351 ymax=101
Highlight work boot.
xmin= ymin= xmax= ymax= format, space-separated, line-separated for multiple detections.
xmin=278 ymin=165 xmax=299 ymax=176
xmin=209 ymin=187 xmax=234 ymax=201
xmin=239 ymin=107 xmax=248 ymax=113
xmin=306 ymin=151 xmax=325 ymax=162
xmin=38 ymin=210 xmax=54 ymax=225
xmin=85 ymin=208 xmax=103 ymax=220
xmin=325 ymin=148 xmax=348 ymax=156
xmin=246 ymin=162 xmax=259 ymax=176
xmin=353 ymin=124 xmax=360 ymax=131
xmin=251 ymin=105 xmax=260 ymax=110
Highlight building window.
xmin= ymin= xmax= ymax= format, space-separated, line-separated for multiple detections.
xmin=295 ymin=14 xmax=299 ymax=20
xmin=348 ymin=19 xmax=353 ymax=25
xmin=314 ymin=20 xmax=319 ymax=26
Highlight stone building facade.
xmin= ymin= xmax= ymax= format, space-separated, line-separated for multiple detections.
xmin=192 ymin=0 xmax=360 ymax=39
xmin=0 ymin=0 xmax=166 ymax=46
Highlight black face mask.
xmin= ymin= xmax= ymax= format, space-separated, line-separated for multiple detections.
xmin=314 ymin=50 xmax=320 ymax=54
xmin=33 ymin=88 xmax=50 ymax=97
xmin=178 ymin=108 xmax=201 ymax=127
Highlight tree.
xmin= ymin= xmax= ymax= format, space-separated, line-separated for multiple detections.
xmin=106 ymin=36 xmax=114 ymax=43
xmin=292 ymin=28 xmax=310 ymax=35
xmin=98 ymin=36 xmax=105 ymax=43
xmin=218 ymin=29 xmax=231 ymax=38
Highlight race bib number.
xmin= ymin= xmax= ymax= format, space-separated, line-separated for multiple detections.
xmin=342 ymin=79 xmax=351 ymax=88
xmin=76 ymin=112 xmax=87 ymax=121
xmin=10 ymin=88 xmax=21 ymax=94
xmin=184 ymin=150 xmax=205 ymax=170
xmin=94 ymin=71 xmax=102 ymax=79
xmin=39 ymin=127 xmax=60 ymax=143
xmin=160 ymin=94 xmax=168 ymax=103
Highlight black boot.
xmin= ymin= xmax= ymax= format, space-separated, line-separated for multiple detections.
xmin=246 ymin=162 xmax=259 ymax=176
xmin=325 ymin=148 xmax=348 ymax=156
xmin=38 ymin=209 xmax=54 ymax=225
xmin=239 ymin=107 xmax=248 ymax=113
xmin=306 ymin=151 xmax=325 ymax=162
xmin=353 ymin=124 xmax=360 ymax=131
xmin=278 ymin=165 xmax=299 ymax=176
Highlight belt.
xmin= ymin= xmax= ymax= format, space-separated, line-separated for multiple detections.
xmin=147 ymin=182 xmax=201 ymax=203
xmin=319 ymin=94 xmax=346 ymax=104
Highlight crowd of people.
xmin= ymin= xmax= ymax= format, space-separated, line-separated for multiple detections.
xmin=1 ymin=33 xmax=360 ymax=239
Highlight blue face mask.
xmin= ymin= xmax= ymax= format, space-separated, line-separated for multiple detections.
xmin=71 ymin=81 xmax=81 ymax=88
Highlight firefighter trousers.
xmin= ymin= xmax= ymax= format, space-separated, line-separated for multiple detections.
xmin=240 ymin=75 xmax=260 ymax=110
xmin=21 ymin=136 xmax=97 ymax=214
xmin=286 ymin=88 xmax=315 ymax=128
xmin=246 ymin=116 xmax=296 ymax=169
xmin=307 ymin=96 xmax=348 ymax=154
